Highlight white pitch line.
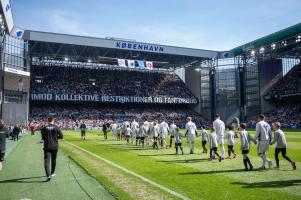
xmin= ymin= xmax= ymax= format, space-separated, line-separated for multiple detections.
xmin=63 ymin=141 xmax=191 ymax=200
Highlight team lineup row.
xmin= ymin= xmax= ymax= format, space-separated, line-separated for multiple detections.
xmin=79 ymin=113 xmax=297 ymax=171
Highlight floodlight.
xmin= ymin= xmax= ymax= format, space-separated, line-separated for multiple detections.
xmin=64 ymin=57 xmax=69 ymax=61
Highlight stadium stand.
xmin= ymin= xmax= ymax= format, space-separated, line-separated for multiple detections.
xmin=30 ymin=105 xmax=211 ymax=129
xmin=31 ymin=64 xmax=196 ymax=99
xmin=265 ymin=63 xmax=301 ymax=99
xmin=30 ymin=64 xmax=210 ymax=129
xmin=248 ymin=103 xmax=301 ymax=128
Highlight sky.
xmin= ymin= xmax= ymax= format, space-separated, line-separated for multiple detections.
xmin=11 ymin=0 xmax=301 ymax=51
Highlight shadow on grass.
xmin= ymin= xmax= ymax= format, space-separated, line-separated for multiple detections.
xmin=178 ymin=168 xmax=252 ymax=175
xmin=232 ymin=179 xmax=301 ymax=188
xmin=157 ymin=158 xmax=209 ymax=164
xmin=0 ymin=176 xmax=47 ymax=183
xmin=104 ymin=146 xmax=149 ymax=151
xmin=103 ymin=144 xmax=157 ymax=151
xmin=138 ymin=153 xmax=179 ymax=157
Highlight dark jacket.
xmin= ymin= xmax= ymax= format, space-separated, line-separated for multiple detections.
xmin=103 ymin=124 xmax=107 ymax=132
xmin=41 ymin=124 xmax=63 ymax=151
xmin=13 ymin=126 xmax=20 ymax=135
xmin=80 ymin=124 xmax=87 ymax=130
xmin=0 ymin=124 xmax=6 ymax=153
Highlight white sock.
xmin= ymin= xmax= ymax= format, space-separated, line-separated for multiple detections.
xmin=187 ymin=142 xmax=191 ymax=150
xmin=191 ymin=144 xmax=194 ymax=152
xmin=261 ymin=154 xmax=266 ymax=167
xmin=221 ymin=145 xmax=225 ymax=158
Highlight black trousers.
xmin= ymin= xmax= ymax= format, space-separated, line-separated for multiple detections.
xmin=275 ymin=148 xmax=292 ymax=166
xmin=103 ymin=130 xmax=107 ymax=139
xmin=13 ymin=134 xmax=19 ymax=141
xmin=44 ymin=149 xmax=58 ymax=177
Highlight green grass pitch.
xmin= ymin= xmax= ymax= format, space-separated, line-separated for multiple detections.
xmin=60 ymin=129 xmax=301 ymax=200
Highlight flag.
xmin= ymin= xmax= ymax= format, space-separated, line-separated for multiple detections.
xmin=146 ymin=61 xmax=153 ymax=70
xmin=118 ymin=59 xmax=126 ymax=67
xmin=137 ymin=60 xmax=145 ymax=68
xmin=127 ymin=60 xmax=135 ymax=68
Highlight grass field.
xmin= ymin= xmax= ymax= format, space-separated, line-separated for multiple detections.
xmin=60 ymin=129 xmax=301 ymax=200
xmin=0 ymin=134 xmax=114 ymax=200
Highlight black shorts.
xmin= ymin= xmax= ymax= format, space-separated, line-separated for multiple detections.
xmin=275 ymin=148 xmax=286 ymax=155
xmin=228 ymin=145 xmax=233 ymax=149
xmin=0 ymin=152 xmax=5 ymax=161
xmin=211 ymin=147 xmax=217 ymax=152
xmin=140 ymin=137 xmax=145 ymax=141
xmin=136 ymin=136 xmax=141 ymax=140
xmin=202 ymin=141 xmax=207 ymax=145
xmin=175 ymin=143 xmax=182 ymax=147
xmin=242 ymin=150 xmax=249 ymax=154
xmin=81 ymin=131 xmax=86 ymax=137
xmin=170 ymin=136 xmax=174 ymax=138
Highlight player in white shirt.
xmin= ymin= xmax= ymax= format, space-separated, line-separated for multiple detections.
xmin=143 ymin=120 xmax=150 ymax=146
xmin=125 ymin=125 xmax=131 ymax=144
xmin=169 ymin=122 xmax=177 ymax=147
xmin=201 ymin=127 xmax=208 ymax=154
xmin=174 ymin=127 xmax=183 ymax=155
xmin=185 ymin=117 xmax=197 ymax=154
xmin=123 ymin=120 xmax=130 ymax=140
xmin=138 ymin=123 xmax=147 ymax=148
xmin=271 ymin=122 xmax=296 ymax=170
xmin=227 ymin=126 xmax=236 ymax=158
xmin=151 ymin=121 xmax=159 ymax=149
xmin=213 ymin=113 xmax=226 ymax=159
xmin=131 ymin=119 xmax=139 ymax=145
xmin=255 ymin=114 xmax=273 ymax=169
xmin=239 ymin=123 xmax=256 ymax=170
xmin=111 ymin=121 xmax=118 ymax=140
xmin=208 ymin=127 xmax=222 ymax=162
xmin=160 ymin=120 xmax=169 ymax=148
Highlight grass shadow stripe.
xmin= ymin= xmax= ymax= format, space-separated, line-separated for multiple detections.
xmin=63 ymin=140 xmax=191 ymax=200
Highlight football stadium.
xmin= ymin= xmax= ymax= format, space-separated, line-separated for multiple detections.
xmin=0 ymin=1 xmax=301 ymax=200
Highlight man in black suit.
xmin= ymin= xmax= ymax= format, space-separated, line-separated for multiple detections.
xmin=41 ymin=117 xmax=63 ymax=181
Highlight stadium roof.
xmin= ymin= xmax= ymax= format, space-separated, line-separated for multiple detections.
xmin=23 ymin=30 xmax=219 ymax=68
xmin=232 ymin=23 xmax=301 ymax=57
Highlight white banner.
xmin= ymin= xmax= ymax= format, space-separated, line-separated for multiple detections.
xmin=11 ymin=26 xmax=24 ymax=39
xmin=5 ymin=67 xmax=30 ymax=76
xmin=146 ymin=61 xmax=153 ymax=70
xmin=117 ymin=59 xmax=126 ymax=67
xmin=1 ymin=0 xmax=14 ymax=33
xmin=127 ymin=60 xmax=135 ymax=68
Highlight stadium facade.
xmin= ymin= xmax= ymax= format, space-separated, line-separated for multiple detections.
xmin=0 ymin=1 xmax=300 ymax=126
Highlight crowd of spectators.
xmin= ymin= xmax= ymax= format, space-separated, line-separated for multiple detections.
xmin=31 ymin=65 xmax=196 ymax=99
xmin=247 ymin=104 xmax=301 ymax=128
xmin=265 ymin=63 xmax=301 ymax=99
xmin=30 ymin=105 xmax=211 ymax=130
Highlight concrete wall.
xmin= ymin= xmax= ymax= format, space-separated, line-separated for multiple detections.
xmin=185 ymin=67 xmax=201 ymax=114
xmin=258 ymin=58 xmax=283 ymax=113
